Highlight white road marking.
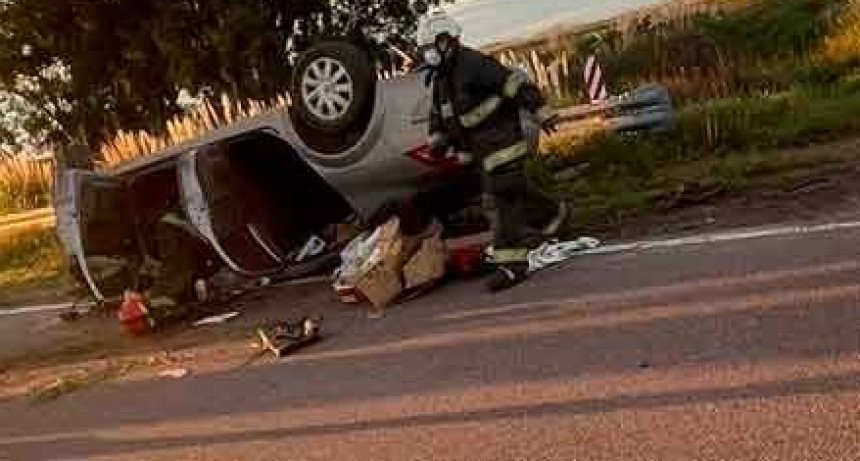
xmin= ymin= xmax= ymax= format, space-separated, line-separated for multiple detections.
xmin=580 ymin=221 xmax=860 ymax=256
xmin=3 ymin=221 xmax=860 ymax=318
xmin=0 ymin=301 xmax=80 ymax=316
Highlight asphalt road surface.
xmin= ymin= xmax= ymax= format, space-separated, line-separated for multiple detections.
xmin=1 ymin=223 xmax=859 ymax=461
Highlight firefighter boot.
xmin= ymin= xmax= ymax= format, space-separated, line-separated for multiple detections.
xmin=486 ymin=262 xmax=530 ymax=292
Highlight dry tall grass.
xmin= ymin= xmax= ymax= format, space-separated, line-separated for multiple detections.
xmin=100 ymin=92 xmax=291 ymax=167
xmin=0 ymin=155 xmax=53 ymax=214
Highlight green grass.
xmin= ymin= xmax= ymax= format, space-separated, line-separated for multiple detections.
xmin=0 ymin=227 xmax=65 ymax=295
xmin=540 ymin=78 xmax=860 ymax=229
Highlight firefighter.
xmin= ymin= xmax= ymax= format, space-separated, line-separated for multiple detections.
xmin=418 ymin=11 xmax=567 ymax=292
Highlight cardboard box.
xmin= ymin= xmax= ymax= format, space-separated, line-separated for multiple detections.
xmin=355 ymin=262 xmax=403 ymax=308
xmin=403 ymin=232 xmax=446 ymax=290
xmin=353 ymin=219 xmax=405 ymax=308
xmin=337 ymin=218 xmax=450 ymax=308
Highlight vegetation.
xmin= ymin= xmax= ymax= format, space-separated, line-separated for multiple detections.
xmin=0 ymin=156 xmax=52 ymax=215
xmin=504 ymin=0 xmax=860 ymax=228
xmin=0 ymin=226 xmax=64 ymax=294
xmin=536 ymin=75 xmax=860 ymax=229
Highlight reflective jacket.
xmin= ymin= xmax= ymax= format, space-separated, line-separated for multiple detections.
xmin=429 ymin=46 xmax=550 ymax=172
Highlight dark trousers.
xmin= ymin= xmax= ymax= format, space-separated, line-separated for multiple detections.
xmin=411 ymin=159 xmax=558 ymax=260
xmin=486 ymin=159 xmax=559 ymax=255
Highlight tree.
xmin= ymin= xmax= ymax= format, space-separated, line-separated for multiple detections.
xmin=0 ymin=0 xmax=444 ymax=152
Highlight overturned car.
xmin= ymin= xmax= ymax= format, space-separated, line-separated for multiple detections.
xmin=56 ymin=40 xmax=448 ymax=304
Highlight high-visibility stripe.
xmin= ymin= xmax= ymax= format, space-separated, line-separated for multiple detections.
xmin=482 ymin=141 xmax=528 ymax=172
xmin=460 ymin=96 xmax=502 ymax=128
xmin=584 ymin=55 xmax=608 ymax=103
xmin=493 ymin=248 xmax=530 ymax=263
xmin=503 ymin=71 xmax=528 ymax=98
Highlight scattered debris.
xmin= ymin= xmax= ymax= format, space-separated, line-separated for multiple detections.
xmin=334 ymin=218 xmax=449 ymax=308
xmin=296 ymin=235 xmax=328 ymax=262
xmin=193 ymin=312 xmax=241 ymax=327
xmin=118 ymin=291 xmax=154 ymax=336
xmin=333 ymin=218 xmax=405 ymax=307
xmin=158 ymin=368 xmax=190 ymax=379
xmin=257 ymin=317 xmax=323 ymax=358
xmin=147 ymin=353 xmax=176 ymax=367
xmin=486 ymin=237 xmax=601 ymax=273
xmin=31 ymin=365 xmax=127 ymax=402
xmin=57 ymin=301 xmax=96 ymax=323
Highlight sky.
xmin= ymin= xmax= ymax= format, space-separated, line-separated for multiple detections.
xmin=445 ymin=0 xmax=667 ymax=47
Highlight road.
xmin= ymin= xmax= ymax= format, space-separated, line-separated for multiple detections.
xmin=1 ymin=222 xmax=859 ymax=460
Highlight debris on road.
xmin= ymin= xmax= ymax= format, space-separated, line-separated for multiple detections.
xmin=257 ymin=317 xmax=323 ymax=358
xmin=118 ymin=291 xmax=154 ymax=336
xmin=333 ymin=217 xmax=449 ymax=308
xmin=526 ymin=237 xmax=601 ymax=273
xmin=193 ymin=311 xmax=241 ymax=327
xmin=296 ymin=235 xmax=328 ymax=262
xmin=158 ymin=368 xmax=190 ymax=379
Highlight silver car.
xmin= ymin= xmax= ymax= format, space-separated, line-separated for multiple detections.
xmin=57 ymin=40 xmax=443 ymax=303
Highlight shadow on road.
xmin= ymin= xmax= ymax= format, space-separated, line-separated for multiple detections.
xmin=4 ymin=370 xmax=858 ymax=461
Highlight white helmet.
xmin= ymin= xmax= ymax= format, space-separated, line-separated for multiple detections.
xmin=417 ymin=10 xmax=462 ymax=47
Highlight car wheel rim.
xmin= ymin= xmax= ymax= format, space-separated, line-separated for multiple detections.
xmin=301 ymin=57 xmax=354 ymax=122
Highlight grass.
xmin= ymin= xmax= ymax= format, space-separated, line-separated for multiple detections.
xmin=0 ymin=227 xmax=65 ymax=297
xmin=539 ymin=77 xmax=860 ymax=229
xmin=0 ymin=156 xmax=52 ymax=216
xmin=498 ymin=0 xmax=860 ymax=105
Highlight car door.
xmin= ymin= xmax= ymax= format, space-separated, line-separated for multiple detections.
xmin=177 ymin=147 xmax=285 ymax=277
xmin=55 ymin=169 xmax=140 ymax=302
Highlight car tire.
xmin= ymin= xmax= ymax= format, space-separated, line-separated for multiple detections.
xmin=291 ymin=41 xmax=375 ymax=133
